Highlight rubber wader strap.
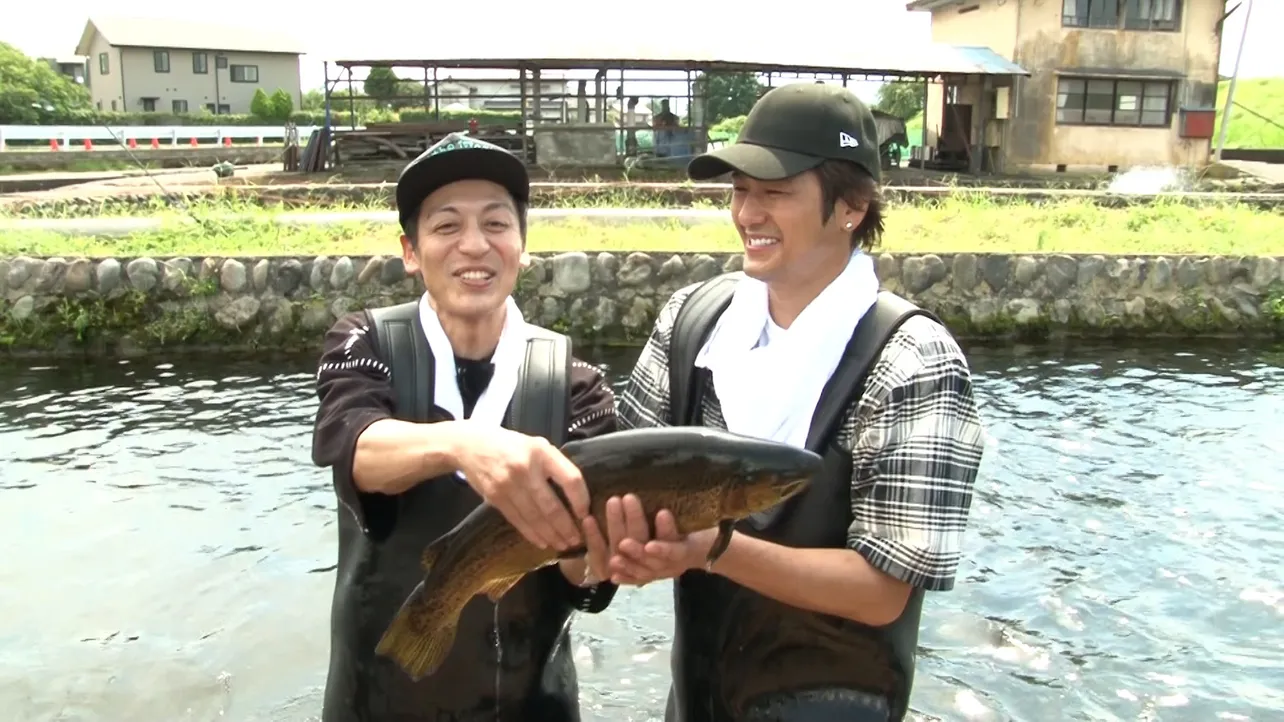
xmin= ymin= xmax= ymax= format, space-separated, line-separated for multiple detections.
xmin=509 ymin=327 xmax=572 ymax=446
xmin=804 ymin=291 xmax=939 ymax=451
xmin=368 ymin=300 xmax=435 ymax=423
xmin=669 ymin=273 xmax=740 ymax=426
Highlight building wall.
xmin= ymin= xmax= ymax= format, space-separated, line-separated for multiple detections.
xmin=923 ymin=0 xmax=1020 ymax=150
xmin=84 ymin=35 xmax=301 ymax=115
xmin=85 ymin=33 xmax=124 ymax=112
xmin=117 ymin=47 xmax=301 ymax=115
xmin=924 ymin=0 xmax=1223 ymax=170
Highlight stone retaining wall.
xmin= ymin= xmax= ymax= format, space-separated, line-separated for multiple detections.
xmin=2 ymin=252 xmax=1281 ymax=357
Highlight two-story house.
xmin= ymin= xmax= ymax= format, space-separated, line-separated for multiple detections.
xmin=73 ymin=16 xmax=306 ymax=116
xmin=907 ymin=0 xmax=1225 ymax=172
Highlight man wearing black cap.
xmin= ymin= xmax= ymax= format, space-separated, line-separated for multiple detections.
xmin=310 ymin=132 xmax=628 ymax=721
xmin=609 ymin=84 xmax=985 ymax=721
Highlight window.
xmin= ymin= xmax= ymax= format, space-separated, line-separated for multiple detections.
xmin=229 ymin=64 xmax=259 ymax=83
xmin=1062 ymin=0 xmax=1180 ymax=30
xmin=206 ymin=103 xmax=217 ymax=113
xmin=218 ymin=103 xmax=231 ymax=114
xmin=173 ymin=99 xmax=189 ymax=113
xmin=141 ymin=98 xmax=157 ymax=112
xmin=1056 ymin=77 xmax=1173 ymax=127
xmin=1062 ymin=0 xmax=1119 ymax=28
xmin=216 ymin=55 xmax=228 ymax=69
xmin=154 ymin=50 xmax=170 ymax=73
xmin=193 ymin=52 xmax=208 ymax=74
xmin=111 ymin=100 xmax=117 ymax=111
xmin=98 ymin=52 xmax=109 ymax=74
xmin=1124 ymin=0 xmax=1179 ymax=30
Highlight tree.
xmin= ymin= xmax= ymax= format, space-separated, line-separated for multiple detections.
xmin=364 ymin=67 xmax=399 ymax=105
xmin=0 ymin=41 xmax=91 ymax=123
xmin=250 ymin=88 xmax=273 ymax=118
xmin=874 ymin=81 xmax=923 ymax=120
xmin=269 ymin=88 xmax=293 ymax=120
xmin=301 ymin=88 xmax=325 ymax=111
xmin=693 ymin=72 xmax=765 ymax=124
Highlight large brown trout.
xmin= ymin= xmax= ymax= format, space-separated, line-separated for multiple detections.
xmin=374 ymin=426 xmax=821 ymax=681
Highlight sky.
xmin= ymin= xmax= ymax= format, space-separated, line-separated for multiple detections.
xmin=1 ymin=0 xmax=1277 ymax=103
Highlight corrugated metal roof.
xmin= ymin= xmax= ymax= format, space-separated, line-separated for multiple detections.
xmin=330 ymin=40 xmax=1030 ymax=78
xmin=74 ymin=16 xmax=308 ymax=56
xmin=905 ymin=0 xmax=965 ymax=10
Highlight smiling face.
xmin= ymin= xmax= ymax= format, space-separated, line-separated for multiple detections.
xmin=399 ymin=178 xmax=527 ymax=323
xmin=729 ymin=169 xmax=862 ymax=292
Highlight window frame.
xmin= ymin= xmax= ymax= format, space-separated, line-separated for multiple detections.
xmin=229 ymin=64 xmax=259 ymax=83
xmin=1055 ymin=76 xmax=1175 ymax=128
xmin=1061 ymin=0 xmax=1181 ymax=31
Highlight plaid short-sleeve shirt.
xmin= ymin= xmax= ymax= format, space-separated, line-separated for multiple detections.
xmin=616 ymin=282 xmax=985 ymax=592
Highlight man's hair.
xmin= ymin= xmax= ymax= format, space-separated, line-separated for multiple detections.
xmin=403 ymin=196 xmax=530 ymax=247
xmin=814 ymin=159 xmax=884 ymax=251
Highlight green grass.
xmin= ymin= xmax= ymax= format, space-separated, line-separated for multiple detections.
xmin=0 ymin=192 xmax=726 ymax=220
xmin=1215 ymin=77 xmax=1284 ymax=150
xmin=2 ymin=195 xmax=1280 ymax=258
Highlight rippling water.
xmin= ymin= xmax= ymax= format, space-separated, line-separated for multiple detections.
xmin=2 ymin=343 xmax=1283 ymax=722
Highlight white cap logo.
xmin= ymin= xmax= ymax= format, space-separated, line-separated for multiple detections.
xmin=838 ymin=131 xmax=859 ymax=148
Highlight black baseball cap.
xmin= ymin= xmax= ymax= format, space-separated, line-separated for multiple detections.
xmin=688 ymin=82 xmax=882 ymax=184
xmin=395 ymin=132 xmax=530 ymax=233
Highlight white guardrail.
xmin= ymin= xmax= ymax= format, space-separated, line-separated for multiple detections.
xmin=0 ymin=125 xmax=329 ymax=150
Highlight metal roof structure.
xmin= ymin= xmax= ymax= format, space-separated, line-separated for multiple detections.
xmin=905 ymin=0 xmax=968 ymax=11
xmin=331 ymin=42 xmax=1030 ymax=79
xmin=73 ymin=16 xmax=308 ymax=57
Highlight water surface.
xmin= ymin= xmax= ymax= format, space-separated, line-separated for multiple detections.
xmin=2 ymin=343 xmax=1282 ymax=721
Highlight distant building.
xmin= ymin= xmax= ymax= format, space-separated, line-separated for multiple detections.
xmin=43 ymin=57 xmax=88 ymax=85
xmin=906 ymin=0 xmax=1224 ymax=172
xmin=430 ymin=70 xmax=569 ymax=119
xmin=73 ymin=16 xmax=306 ymax=116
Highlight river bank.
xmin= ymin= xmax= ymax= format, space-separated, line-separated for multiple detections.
xmin=2 ymin=250 xmax=1281 ymax=357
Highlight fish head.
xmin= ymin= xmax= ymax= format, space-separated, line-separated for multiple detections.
xmin=715 ymin=434 xmax=822 ymax=517
xmin=728 ymin=473 xmax=812 ymax=516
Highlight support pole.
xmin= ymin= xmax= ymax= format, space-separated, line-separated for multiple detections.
xmin=1214 ymin=0 xmax=1253 ymax=162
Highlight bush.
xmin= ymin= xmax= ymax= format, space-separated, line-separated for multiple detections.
xmin=269 ymin=89 xmax=293 ymax=120
xmin=250 ymin=88 xmax=273 ymax=119
xmin=709 ymin=115 xmax=746 ymax=142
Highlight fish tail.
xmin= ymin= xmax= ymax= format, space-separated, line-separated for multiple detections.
xmin=374 ymin=581 xmax=459 ymax=681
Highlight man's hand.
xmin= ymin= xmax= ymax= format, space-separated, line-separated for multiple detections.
xmin=452 ymin=423 xmax=589 ymax=552
xmin=581 ymin=494 xmax=654 ymax=584
xmin=610 ymin=509 xmax=719 ymax=585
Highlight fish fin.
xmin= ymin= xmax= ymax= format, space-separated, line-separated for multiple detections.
xmin=375 ymin=581 xmax=458 ymax=681
xmin=478 ymin=573 xmax=525 ymax=603
xmin=419 ymin=535 xmax=448 ymax=572
xmin=705 ymin=519 xmax=735 ymax=568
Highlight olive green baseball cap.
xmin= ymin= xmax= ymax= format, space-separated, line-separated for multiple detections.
xmin=688 ymin=82 xmax=882 ymax=184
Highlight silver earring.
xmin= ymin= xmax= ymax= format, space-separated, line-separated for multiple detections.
xmin=844 ymin=221 xmax=854 ymax=230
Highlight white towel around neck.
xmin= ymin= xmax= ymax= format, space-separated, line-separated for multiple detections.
xmin=416 ymin=292 xmax=529 ymax=429
xmin=692 ymin=249 xmax=880 ymax=449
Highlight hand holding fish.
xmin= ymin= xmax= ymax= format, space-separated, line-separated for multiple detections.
xmin=452 ymin=424 xmax=590 ymax=552
xmin=580 ymin=493 xmax=657 ymax=583
xmin=610 ymin=508 xmax=719 ymax=585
